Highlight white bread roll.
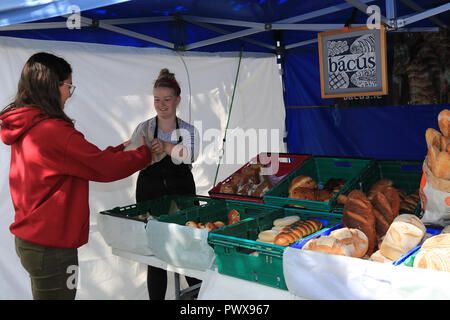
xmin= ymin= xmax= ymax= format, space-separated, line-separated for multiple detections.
xmin=257 ymin=230 xmax=278 ymax=243
xmin=302 ymin=236 xmax=354 ymax=257
xmin=273 ymin=215 xmax=300 ymax=227
xmin=379 ymin=214 xmax=426 ymax=261
xmin=421 ymin=233 xmax=450 ymax=250
xmin=413 ymin=248 xmax=450 ymax=272
xmin=330 ymin=228 xmax=369 ymax=258
xmin=369 ymin=250 xmax=394 ymax=263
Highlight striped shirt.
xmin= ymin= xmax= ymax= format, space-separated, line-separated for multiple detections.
xmin=129 ymin=117 xmax=199 ymax=167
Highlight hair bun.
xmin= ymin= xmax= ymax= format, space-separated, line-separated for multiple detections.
xmin=158 ymin=68 xmax=176 ymax=81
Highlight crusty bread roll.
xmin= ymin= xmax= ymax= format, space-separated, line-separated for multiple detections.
xmin=185 ymin=221 xmax=198 ymax=228
xmin=330 ymin=228 xmax=369 ymax=258
xmin=214 ymin=221 xmax=225 ymax=228
xmin=251 ymin=180 xmax=273 ymax=197
xmin=220 ymin=183 xmax=236 ymax=194
xmin=369 ymin=250 xmax=394 ymax=263
xmin=241 ymin=166 xmax=260 ymax=184
xmin=273 ymin=215 xmax=300 ymax=227
xmin=432 ymin=151 xmax=450 ymax=180
xmin=289 ymin=187 xmax=316 ymax=200
xmin=421 ymin=233 xmax=450 ymax=250
xmin=302 ymin=236 xmax=353 ymax=256
xmin=413 ymin=248 xmax=450 ymax=272
xmin=438 ymin=109 xmax=449 ymax=138
xmin=288 ymin=175 xmax=317 ymax=194
xmin=227 ymin=209 xmax=240 ymax=225
xmin=231 ymin=173 xmax=249 ymax=186
xmin=379 ymin=214 xmax=426 ymax=261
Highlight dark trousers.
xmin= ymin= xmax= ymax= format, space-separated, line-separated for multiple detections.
xmin=147 ymin=265 xmax=201 ymax=300
xmin=15 ymin=236 xmax=78 ymax=300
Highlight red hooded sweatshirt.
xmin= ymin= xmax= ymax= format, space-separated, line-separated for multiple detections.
xmin=0 ymin=106 xmax=151 ymax=248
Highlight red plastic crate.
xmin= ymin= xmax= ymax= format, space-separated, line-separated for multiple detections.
xmin=208 ymin=153 xmax=311 ymax=203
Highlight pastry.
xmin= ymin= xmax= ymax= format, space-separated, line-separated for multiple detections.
xmin=273 ymin=218 xmax=322 ymax=246
xmin=257 ymin=230 xmax=278 ymax=243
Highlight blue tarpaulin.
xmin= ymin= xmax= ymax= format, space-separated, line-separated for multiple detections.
xmin=1 ymin=0 xmax=449 ymax=160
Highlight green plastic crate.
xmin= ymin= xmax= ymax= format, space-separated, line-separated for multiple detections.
xmin=348 ymin=159 xmax=423 ymax=216
xmin=99 ymin=194 xmax=219 ymax=222
xmin=208 ymin=208 xmax=343 ymax=290
xmin=156 ymin=200 xmax=282 ymax=226
xmin=263 ymin=156 xmax=374 ymax=212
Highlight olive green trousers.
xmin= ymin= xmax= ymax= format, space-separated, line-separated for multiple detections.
xmin=15 ymin=236 xmax=78 ymax=300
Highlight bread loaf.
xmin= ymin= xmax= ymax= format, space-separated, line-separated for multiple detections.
xmin=379 ymin=214 xmax=426 ymax=261
xmin=438 ymin=109 xmax=450 ymax=137
xmin=329 ymin=228 xmax=369 ymax=258
xmin=342 ymin=190 xmax=377 ymax=255
xmin=257 ymin=230 xmax=278 ymax=243
xmin=288 ymin=176 xmax=317 ymax=194
xmin=273 ymin=215 xmax=300 ymax=227
xmin=421 ymin=233 xmax=450 ymax=250
xmin=367 ymin=179 xmax=394 ymax=200
xmin=432 ymin=151 xmax=450 ymax=180
xmin=413 ymin=248 xmax=450 ymax=272
xmin=369 ymin=250 xmax=394 ymax=263
xmin=289 ymin=187 xmax=316 ymax=200
xmin=302 ymin=236 xmax=353 ymax=256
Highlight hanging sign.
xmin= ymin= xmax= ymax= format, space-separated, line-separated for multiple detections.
xmin=318 ymin=25 xmax=388 ymax=98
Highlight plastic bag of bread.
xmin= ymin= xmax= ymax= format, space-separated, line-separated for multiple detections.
xmin=420 ymin=109 xmax=450 ymax=227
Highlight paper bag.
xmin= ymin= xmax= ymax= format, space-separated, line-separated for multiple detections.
xmin=419 ymin=158 xmax=450 ymax=227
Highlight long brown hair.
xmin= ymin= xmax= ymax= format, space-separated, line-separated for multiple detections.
xmin=1 ymin=52 xmax=74 ymax=124
xmin=153 ymin=68 xmax=181 ymax=97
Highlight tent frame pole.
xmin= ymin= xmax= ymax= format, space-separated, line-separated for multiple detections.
xmin=398 ymin=0 xmax=448 ymax=29
xmin=396 ymin=2 xmax=449 ymax=28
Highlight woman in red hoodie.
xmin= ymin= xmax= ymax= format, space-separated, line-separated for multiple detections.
xmin=0 ymin=52 xmax=152 ymax=300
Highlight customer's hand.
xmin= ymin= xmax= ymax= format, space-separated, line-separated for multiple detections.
xmin=151 ymin=138 xmax=165 ymax=154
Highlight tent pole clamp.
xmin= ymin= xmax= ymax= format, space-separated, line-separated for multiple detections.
xmin=265 ymin=23 xmax=272 ymax=31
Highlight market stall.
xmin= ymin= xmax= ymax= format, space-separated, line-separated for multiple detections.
xmin=0 ymin=0 xmax=449 ymax=300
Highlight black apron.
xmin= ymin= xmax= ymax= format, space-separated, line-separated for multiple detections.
xmin=136 ymin=117 xmax=196 ymax=202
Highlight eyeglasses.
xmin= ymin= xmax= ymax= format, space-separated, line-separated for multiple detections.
xmin=61 ymin=82 xmax=76 ymax=96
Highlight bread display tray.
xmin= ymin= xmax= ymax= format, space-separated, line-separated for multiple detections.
xmin=208 ymin=207 xmax=342 ymax=290
xmin=263 ymin=156 xmax=374 ymax=212
xmin=208 ymin=153 xmax=311 ymax=203
xmin=146 ymin=200 xmax=281 ymax=271
xmin=338 ymin=159 xmax=424 ymax=216
xmin=98 ymin=195 xmax=218 ymax=256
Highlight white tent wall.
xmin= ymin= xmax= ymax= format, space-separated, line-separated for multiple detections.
xmin=0 ymin=36 xmax=286 ymax=299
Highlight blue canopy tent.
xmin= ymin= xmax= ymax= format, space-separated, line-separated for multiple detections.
xmin=0 ymin=0 xmax=449 ymax=160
